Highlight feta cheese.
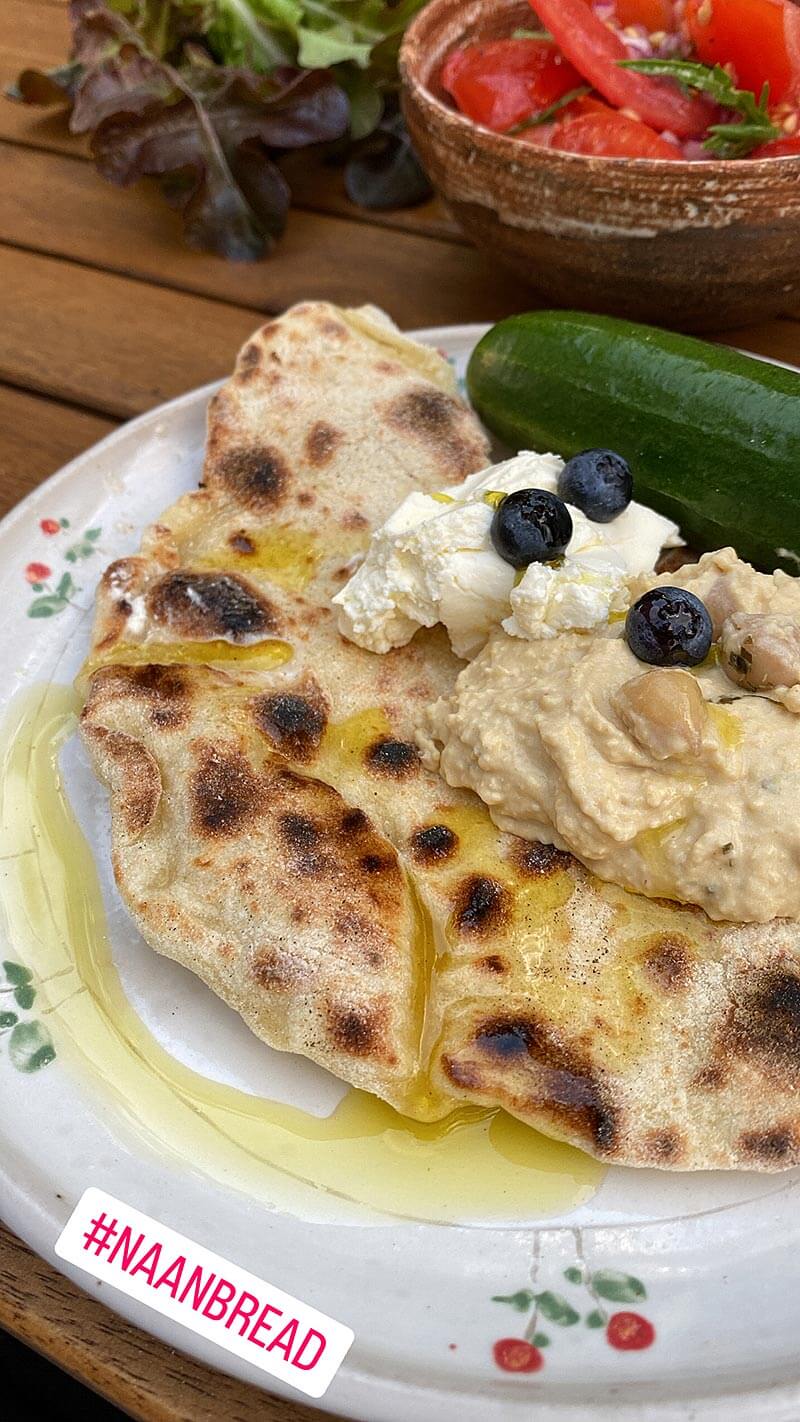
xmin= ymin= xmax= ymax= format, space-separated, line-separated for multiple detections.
xmin=333 ymin=451 xmax=682 ymax=658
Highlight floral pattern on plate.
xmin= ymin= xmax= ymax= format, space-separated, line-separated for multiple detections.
xmin=491 ymin=1264 xmax=654 ymax=1372
xmin=25 ymin=518 xmax=102 ymax=617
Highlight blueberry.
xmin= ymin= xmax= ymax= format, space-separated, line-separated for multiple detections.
xmin=490 ymin=489 xmax=573 ymax=569
xmin=625 ymin=588 xmax=713 ymax=667
xmin=558 ymin=449 xmax=633 ymax=523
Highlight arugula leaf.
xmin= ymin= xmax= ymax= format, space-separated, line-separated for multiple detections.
xmin=620 ymin=58 xmax=780 ymax=157
xmin=509 ymin=86 xmax=590 ymax=135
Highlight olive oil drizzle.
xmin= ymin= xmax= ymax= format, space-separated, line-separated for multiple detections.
xmin=0 ymin=684 xmax=603 ymax=1225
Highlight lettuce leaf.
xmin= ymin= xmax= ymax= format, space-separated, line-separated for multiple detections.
xmin=208 ymin=0 xmax=427 ymax=74
xmin=8 ymin=1 xmax=349 ymax=259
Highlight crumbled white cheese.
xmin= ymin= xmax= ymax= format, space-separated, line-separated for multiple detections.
xmin=333 ymin=451 xmax=682 ymax=658
xmin=503 ymin=507 xmax=628 ymax=641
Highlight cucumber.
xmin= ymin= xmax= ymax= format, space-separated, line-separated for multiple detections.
xmin=467 ymin=311 xmax=800 ymax=574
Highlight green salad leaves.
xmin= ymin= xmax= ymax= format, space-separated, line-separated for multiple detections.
xmin=7 ymin=0 xmax=430 ymax=259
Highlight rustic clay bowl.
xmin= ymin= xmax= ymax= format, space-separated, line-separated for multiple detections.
xmin=400 ymin=0 xmax=800 ymax=331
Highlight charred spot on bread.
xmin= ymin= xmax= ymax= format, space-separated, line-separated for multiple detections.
xmin=279 ymin=813 xmax=321 ymax=851
xmin=148 ymin=571 xmax=277 ymax=642
xmin=191 ymin=744 xmax=260 ymax=837
xmin=409 ymin=823 xmax=458 ymax=865
xmin=326 ymin=1001 xmax=393 ymax=1061
xmin=83 ymin=726 xmax=162 ymax=838
xmin=642 ymin=1127 xmax=685 ymax=1163
xmin=738 ymin=1125 xmax=798 ymax=1163
xmin=364 ymin=737 xmax=420 ymax=777
xmin=86 ymin=663 xmax=191 ymax=730
xmin=478 ymin=954 xmax=508 ymax=974
xmin=640 ymin=934 xmax=694 ymax=993
xmin=384 ymin=387 xmax=484 ymax=479
xmin=472 ymin=1014 xmax=619 ymax=1153
xmin=305 ymin=421 xmax=343 ymax=467
xmin=510 ymin=839 xmax=574 ymax=879
xmin=214 ymin=446 xmax=290 ymax=510
xmin=726 ymin=969 xmax=800 ymax=1077
xmin=452 ymin=875 xmax=511 ymax=937
xmin=253 ymin=685 xmax=328 ymax=763
xmin=334 ymin=911 xmax=387 ymax=969
xmin=691 ymin=1063 xmax=728 ymax=1091
xmin=252 ymin=948 xmax=305 ymax=991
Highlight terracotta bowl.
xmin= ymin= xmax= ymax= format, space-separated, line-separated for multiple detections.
xmin=400 ymin=0 xmax=800 ymax=331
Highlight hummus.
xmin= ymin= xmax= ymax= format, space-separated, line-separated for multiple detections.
xmin=418 ymin=549 xmax=800 ymax=923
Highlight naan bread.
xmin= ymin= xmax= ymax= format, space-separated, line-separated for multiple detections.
xmin=81 ymin=302 xmax=800 ymax=1170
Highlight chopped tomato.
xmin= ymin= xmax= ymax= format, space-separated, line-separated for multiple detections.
xmin=750 ymin=131 xmax=800 ymax=155
xmin=520 ymin=106 xmax=682 ymax=156
xmin=610 ymin=0 xmax=678 ymax=29
xmin=440 ymin=38 xmax=583 ymax=132
xmin=531 ymin=0 xmax=714 ymax=136
xmin=685 ymin=0 xmax=800 ymax=105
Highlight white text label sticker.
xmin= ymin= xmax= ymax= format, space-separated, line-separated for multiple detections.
xmin=56 ymin=1188 xmax=354 ymax=1398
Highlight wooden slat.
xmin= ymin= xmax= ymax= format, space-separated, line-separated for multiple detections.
xmin=0 ymin=1224 xmax=333 ymax=1422
xmin=0 ymin=244 xmax=261 ymax=418
xmin=0 ymin=0 xmax=77 ymax=155
xmin=0 ymin=141 xmax=523 ymax=324
xmin=0 ymin=382 xmax=116 ymax=516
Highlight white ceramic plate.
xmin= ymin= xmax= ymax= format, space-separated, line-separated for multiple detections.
xmin=1 ymin=325 xmax=800 ymax=1422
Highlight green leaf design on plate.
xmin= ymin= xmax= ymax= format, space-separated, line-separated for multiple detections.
xmin=28 ymin=596 xmax=66 ymax=618
xmin=8 ymin=1020 xmax=56 ymax=1072
xmin=532 ymin=1332 xmax=551 ymax=1348
xmin=586 ymin=1309 xmax=607 ymax=1328
xmin=3 ymin=961 xmax=32 ymax=985
xmin=535 ymin=1291 xmax=580 ymax=1326
xmin=591 ymin=1270 xmax=646 ymax=1303
xmin=563 ymin=1266 xmax=583 ymax=1285
xmin=14 ymin=983 xmax=36 ymax=1010
xmin=0 ymin=1011 xmax=18 ymax=1028
xmin=86 ymin=528 xmax=102 ymax=540
xmin=56 ymin=572 xmax=74 ymax=598
xmin=492 ymin=1290 xmax=535 ymax=1312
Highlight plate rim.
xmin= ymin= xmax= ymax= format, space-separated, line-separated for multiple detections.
xmin=2 ymin=321 xmax=800 ymax=1422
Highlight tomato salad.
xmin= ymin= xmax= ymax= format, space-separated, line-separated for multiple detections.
xmin=440 ymin=0 xmax=800 ymax=159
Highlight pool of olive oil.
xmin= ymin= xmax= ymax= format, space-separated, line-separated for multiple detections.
xmin=0 ymin=684 xmax=603 ymax=1225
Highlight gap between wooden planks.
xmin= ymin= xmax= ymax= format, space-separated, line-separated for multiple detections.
xmin=2 ymin=237 xmax=799 ymax=427
xmin=0 ymin=140 xmax=522 ymax=322
xmin=0 ymin=381 xmax=116 ymax=515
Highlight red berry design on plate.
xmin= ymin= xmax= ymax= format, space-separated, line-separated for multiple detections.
xmin=606 ymin=1312 xmax=655 ymax=1351
xmin=25 ymin=562 xmax=51 ymax=583
xmin=493 ymin=1338 xmax=544 ymax=1373
xmin=40 ymin=519 xmax=60 ymax=535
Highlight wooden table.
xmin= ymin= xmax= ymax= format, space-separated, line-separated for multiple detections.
xmin=2 ymin=2 xmax=800 ymax=1418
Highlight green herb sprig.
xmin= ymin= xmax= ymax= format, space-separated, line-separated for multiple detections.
xmin=509 ymin=85 xmax=590 ymax=135
xmin=620 ymin=58 xmax=780 ymax=158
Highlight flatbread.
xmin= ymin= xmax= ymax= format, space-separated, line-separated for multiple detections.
xmin=81 ymin=301 xmax=800 ymax=1170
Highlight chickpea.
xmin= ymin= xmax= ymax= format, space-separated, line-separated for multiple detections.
xmin=613 ymin=668 xmax=709 ymax=760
